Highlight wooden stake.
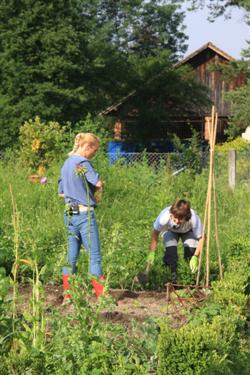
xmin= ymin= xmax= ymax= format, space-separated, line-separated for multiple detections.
xmin=196 ymin=189 xmax=209 ymax=285
xmin=211 ymin=113 xmax=223 ymax=279
xmin=205 ymin=107 xmax=215 ymax=287
xmin=212 ymin=172 xmax=223 ymax=279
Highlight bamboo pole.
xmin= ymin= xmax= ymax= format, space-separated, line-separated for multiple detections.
xmin=205 ymin=107 xmax=215 ymax=287
xmin=212 ymin=172 xmax=223 ymax=279
xmin=197 ymin=107 xmax=222 ymax=286
xmin=212 ymin=112 xmax=218 ymax=150
xmin=211 ymin=113 xmax=223 ymax=279
xmin=196 ymin=129 xmax=214 ymax=285
xmin=196 ymin=189 xmax=209 ymax=285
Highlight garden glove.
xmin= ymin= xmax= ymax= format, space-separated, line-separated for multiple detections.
xmin=147 ymin=251 xmax=155 ymax=267
xmin=189 ymin=256 xmax=199 ymax=273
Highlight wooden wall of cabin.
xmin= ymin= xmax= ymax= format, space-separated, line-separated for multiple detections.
xmin=113 ymin=116 xmax=226 ymax=144
xmin=189 ymin=51 xmax=244 ymax=117
xmin=114 ymin=118 xmax=204 ymax=141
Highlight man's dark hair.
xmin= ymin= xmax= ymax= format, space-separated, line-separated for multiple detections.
xmin=170 ymin=199 xmax=191 ymax=221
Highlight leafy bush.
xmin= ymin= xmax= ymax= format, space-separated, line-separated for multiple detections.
xmin=19 ymin=116 xmax=66 ymax=173
xmin=157 ymin=256 xmax=250 ymax=375
xmin=158 ymin=314 xmax=239 ymax=375
xmin=216 ymin=137 xmax=250 ymax=152
xmin=171 ymin=129 xmax=208 ymax=174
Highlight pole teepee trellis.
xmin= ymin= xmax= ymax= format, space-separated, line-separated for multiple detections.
xmin=196 ymin=106 xmax=223 ymax=287
xmin=165 ymin=108 xmax=223 ymax=315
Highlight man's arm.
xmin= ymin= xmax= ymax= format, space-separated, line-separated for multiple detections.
xmin=194 ymin=235 xmax=206 ymax=256
xmin=191 ymin=211 xmax=204 ymax=256
xmin=150 ymin=229 xmax=160 ymax=251
xmin=146 ymin=229 xmax=160 ymax=266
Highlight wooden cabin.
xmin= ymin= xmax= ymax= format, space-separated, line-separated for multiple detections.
xmin=174 ymin=42 xmax=244 ymax=142
xmin=101 ymin=42 xmax=244 ymax=150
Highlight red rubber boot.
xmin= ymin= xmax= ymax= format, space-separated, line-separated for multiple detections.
xmin=91 ymin=276 xmax=106 ymax=297
xmin=62 ymin=274 xmax=71 ymax=303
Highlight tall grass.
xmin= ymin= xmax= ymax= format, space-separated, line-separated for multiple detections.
xmin=0 ymin=152 xmax=250 ymax=374
xmin=1 ymin=152 xmax=250 ymax=288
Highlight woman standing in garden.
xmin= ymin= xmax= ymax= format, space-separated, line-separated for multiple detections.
xmin=58 ymin=133 xmax=104 ymax=303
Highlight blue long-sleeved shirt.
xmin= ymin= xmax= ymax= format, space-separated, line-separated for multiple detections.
xmin=58 ymin=155 xmax=100 ymax=206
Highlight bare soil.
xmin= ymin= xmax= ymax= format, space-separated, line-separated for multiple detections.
xmin=15 ymin=284 xmax=206 ymax=327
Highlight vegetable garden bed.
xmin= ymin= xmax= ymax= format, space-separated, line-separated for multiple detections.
xmin=14 ymin=284 xmax=208 ymax=328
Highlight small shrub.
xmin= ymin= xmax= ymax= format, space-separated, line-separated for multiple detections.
xmin=158 ymin=315 xmax=238 ymax=375
xmin=216 ymin=137 xmax=250 ymax=152
xmin=171 ymin=128 xmax=207 ymax=174
xmin=19 ymin=116 xmax=66 ymax=172
xmin=157 ymin=256 xmax=250 ymax=375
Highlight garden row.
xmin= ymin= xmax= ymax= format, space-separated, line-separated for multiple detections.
xmin=158 ymin=248 xmax=250 ymax=375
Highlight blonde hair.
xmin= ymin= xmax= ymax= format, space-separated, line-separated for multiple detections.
xmin=68 ymin=133 xmax=100 ymax=156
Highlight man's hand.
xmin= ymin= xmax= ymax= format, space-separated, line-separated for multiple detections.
xmin=189 ymin=256 xmax=199 ymax=273
xmin=147 ymin=251 xmax=155 ymax=266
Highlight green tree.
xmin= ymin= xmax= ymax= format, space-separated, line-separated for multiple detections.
xmin=93 ymin=1 xmax=187 ymax=61
xmin=187 ymin=0 xmax=250 ymax=18
xmin=0 ymin=0 xmax=188 ymax=149
xmin=0 ymin=0 xmax=128 ymax=147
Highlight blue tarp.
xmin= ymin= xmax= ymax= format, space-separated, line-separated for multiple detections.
xmin=107 ymin=141 xmax=136 ymax=164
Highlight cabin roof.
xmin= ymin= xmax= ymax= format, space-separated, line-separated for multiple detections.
xmin=99 ymin=42 xmax=235 ymax=116
xmin=99 ymin=90 xmax=136 ymax=116
xmin=174 ymin=41 xmax=235 ymax=67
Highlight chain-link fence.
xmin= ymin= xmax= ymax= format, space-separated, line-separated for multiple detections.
xmin=107 ymin=152 xmax=169 ymax=166
xmin=107 ymin=151 xmax=208 ymax=173
xmin=215 ymin=150 xmax=250 ymax=187
xmin=107 ymin=150 xmax=250 ymax=186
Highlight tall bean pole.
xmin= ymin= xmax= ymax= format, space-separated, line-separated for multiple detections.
xmin=196 ymin=106 xmax=221 ymax=286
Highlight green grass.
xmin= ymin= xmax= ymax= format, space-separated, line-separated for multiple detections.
xmin=1 ymin=152 xmax=250 ymax=374
xmin=1 ymin=152 xmax=250 ymax=287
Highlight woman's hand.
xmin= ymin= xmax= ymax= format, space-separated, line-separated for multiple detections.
xmin=96 ymin=180 xmax=103 ymax=190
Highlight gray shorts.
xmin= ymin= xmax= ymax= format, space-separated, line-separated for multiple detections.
xmin=162 ymin=230 xmax=198 ymax=248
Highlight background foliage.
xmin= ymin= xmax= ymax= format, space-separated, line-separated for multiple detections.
xmin=0 ymin=0 xmax=189 ymax=148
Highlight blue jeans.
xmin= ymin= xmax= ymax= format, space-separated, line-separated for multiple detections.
xmin=63 ymin=212 xmax=102 ymax=277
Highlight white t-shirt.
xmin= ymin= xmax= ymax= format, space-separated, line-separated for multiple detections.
xmin=153 ymin=206 xmax=203 ymax=239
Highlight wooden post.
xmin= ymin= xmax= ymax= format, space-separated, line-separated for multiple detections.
xmin=228 ymin=149 xmax=236 ymax=191
xmin=114 ymin=119 xmax=122 ymax=140
xmin=204 ymin=117 xmax=211 ymax=141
